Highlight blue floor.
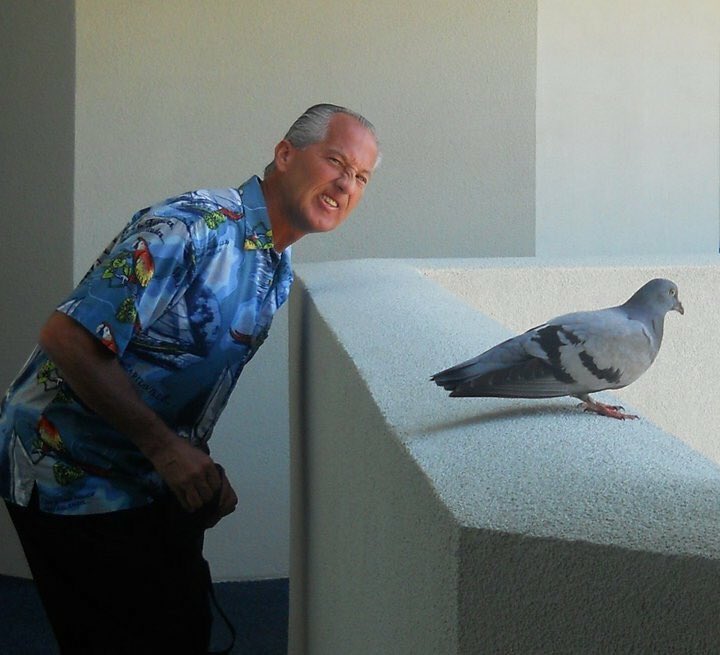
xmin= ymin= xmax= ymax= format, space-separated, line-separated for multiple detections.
xmin=0 ymin=574 xmax=289 ymax=654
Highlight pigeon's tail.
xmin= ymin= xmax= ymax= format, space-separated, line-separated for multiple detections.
xmin=431 ymin=336 xmax=531 ymax=391
xmin=432 ymin=357 xmax=572 ymax=399
xmin=431 ymin=357 xmax=493 ymax=391
xmin=431 ymin=336 xmax=538 ymax=392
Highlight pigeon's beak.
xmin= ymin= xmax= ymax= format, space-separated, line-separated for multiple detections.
xmin=675 ymin=299 xmax=684 ymax=315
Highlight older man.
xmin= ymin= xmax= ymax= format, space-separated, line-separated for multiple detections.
xmin=1 ymin=104 xmax=379 ymax=654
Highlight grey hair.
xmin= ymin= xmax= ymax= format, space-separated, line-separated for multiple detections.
xmin=264 ymin=103 xmax=380 ymax=177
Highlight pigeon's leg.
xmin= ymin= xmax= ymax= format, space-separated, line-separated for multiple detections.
xmin=575 ymin=395 xmax=639 ymax=420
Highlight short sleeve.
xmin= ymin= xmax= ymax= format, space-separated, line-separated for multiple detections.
xmin=58 ymin=213 xmax=196 ymax=357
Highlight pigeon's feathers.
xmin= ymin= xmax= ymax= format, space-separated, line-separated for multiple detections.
xmin=431 ymin=278 xmax=683 ymax=409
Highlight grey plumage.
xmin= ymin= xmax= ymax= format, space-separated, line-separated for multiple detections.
xmin=431 ymin=278 xmax=684 ymax=419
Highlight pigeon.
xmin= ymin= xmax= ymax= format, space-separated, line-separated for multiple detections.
xmin=431 ymin=278 xmax=684 ymax=419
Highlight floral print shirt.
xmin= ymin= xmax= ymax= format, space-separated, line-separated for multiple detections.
xmin=0 ymin=176 xmax=293 ymax=514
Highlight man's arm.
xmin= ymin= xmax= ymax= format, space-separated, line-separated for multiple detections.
xmin=38 ymin=310 xmax=231 ymax=513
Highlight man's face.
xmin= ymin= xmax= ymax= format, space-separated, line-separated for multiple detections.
xmin=275 ymin=113 xmax=379 ymax=235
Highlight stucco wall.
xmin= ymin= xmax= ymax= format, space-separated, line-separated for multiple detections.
xmin=289 ymin=293 xmax=459 ymax=652
xmin=290 ymin=258 xmax=720 ymax=653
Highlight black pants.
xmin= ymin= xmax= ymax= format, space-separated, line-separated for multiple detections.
xmin=6 ymin=489 xmax=212 ymax=655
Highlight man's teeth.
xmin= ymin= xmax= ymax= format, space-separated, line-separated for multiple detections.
xmin=322 ymin=194 xmax=338 ymax=208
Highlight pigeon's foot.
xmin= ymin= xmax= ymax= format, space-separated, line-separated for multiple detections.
xmin=577 ymin=399 xmax=639 ymax=420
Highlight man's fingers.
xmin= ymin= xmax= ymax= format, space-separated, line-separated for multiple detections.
xmin=156 ymin=442 xmax=224 ymax=511
xmin=183 ymin=488 xmax=201 ymax=512
xmin=194 ymin=480 xmax=216 ymax=507
xmin=171 ymin=474 xmax=220 ymax=512
xmin=207 ymin=462 xmax=223 ymax=490
xmin=218 ymin=478 xmax=238 ymax=516
xmin=152 ymin=438 xmax=227 ymax=516
xmin=201 ymin=475 xmax=238 ymax=528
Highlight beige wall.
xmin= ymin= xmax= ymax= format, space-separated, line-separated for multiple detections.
xmin=71 ymin=0 xmax=536 ymax=580
xmin=536 ymin=0 xmax=720 ymax=256
xmin=72 ymin=0 xmax=536 ymax=271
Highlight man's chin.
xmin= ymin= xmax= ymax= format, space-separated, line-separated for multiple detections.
xmin=305 ymin=214 xmax=346 ymax=234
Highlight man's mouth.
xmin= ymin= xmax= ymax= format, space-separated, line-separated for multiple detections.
xmin=321 ymin=193 xmax=338 ymax=209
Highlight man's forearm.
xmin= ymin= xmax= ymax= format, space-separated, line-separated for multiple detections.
xmin=38 ymin=310 xmax=221 ymax=510
xmin=39 ymin=311 xmax=175 ymax=457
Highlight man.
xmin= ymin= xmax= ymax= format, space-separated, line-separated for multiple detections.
xmin=0 ymin=104 xmax=380 ymax=654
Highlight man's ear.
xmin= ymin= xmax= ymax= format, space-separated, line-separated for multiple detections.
xmin=273 ymin=140 xmax=294 ymax=172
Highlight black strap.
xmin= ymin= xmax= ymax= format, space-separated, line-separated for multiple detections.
xmin=205 ymin=559 xmax=237 ymax=655
xmin=205 ymin=463 xmax=236 ymax=654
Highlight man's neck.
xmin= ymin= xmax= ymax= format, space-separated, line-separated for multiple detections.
xmin=260 ymin=175 xmax=301 ymax=253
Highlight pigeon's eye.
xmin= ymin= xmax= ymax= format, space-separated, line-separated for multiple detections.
xmin=669 ymin=288 xmax=676 ymax=296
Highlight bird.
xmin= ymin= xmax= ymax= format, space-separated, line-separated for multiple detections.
xmin=131 ymin=237 xmax=155 ymax=287
xmin=37 ymin=415 xmax=64 ymax=453
xmin=431 ymin=278 xmax=684 ymax=419
xmin=96 ymin=321 xmax=118 ymax=354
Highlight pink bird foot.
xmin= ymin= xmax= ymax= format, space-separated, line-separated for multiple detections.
xmin=578 ymin=399 xmax=638 ymax=420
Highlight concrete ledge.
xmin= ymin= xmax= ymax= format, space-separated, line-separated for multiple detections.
xmin=289 ymin=258 xmax=720 ymax=654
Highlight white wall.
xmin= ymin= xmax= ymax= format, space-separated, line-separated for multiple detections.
xmin=536 ymin=0 xmax=720 ymax=257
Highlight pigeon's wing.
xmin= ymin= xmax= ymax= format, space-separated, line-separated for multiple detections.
xmin=547 ymin=307 xmax=659 ymax=392
xmin=432 ymin=307 xmax=657 ymax=399
xmin=431 ymin=325 xmax=576 ymax=398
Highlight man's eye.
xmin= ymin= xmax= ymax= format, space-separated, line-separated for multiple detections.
xmin=356 ymin=175 xmax=368 ymax=185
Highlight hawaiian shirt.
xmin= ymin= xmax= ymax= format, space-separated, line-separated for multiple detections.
xmin=0 ymin=176 xmax=293 ymax=514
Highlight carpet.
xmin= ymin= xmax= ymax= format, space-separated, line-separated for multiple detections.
xmin=0 ymin=575 xmax=289 ymax=654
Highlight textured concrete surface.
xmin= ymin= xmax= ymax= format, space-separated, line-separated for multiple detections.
xmin=425 ymin=255 xmax=720 ymax=465
xmin=289 ymin=258 xmax=720 ymax=654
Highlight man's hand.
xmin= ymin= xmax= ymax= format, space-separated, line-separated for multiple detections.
xmin=149 ymin=436 xmax=223 ymax=512
xmin=202 ymin=465 xmax=239 ymax=528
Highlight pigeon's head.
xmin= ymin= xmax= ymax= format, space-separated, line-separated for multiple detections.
xmin=627 ymin=278 xmax=684 ymax=316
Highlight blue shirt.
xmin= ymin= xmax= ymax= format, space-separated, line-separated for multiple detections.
xmin=0 ymin=176 xmax=293 ymax=514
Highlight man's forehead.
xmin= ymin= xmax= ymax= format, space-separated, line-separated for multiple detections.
xmin=321 ymin=118 xmax=378 ymax=170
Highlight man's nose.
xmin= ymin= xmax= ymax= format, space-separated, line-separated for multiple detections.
xmin=335 ymin=170 xmax=356 ymax=193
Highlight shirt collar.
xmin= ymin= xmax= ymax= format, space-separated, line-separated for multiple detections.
xmin=239 ymin=176 xmax=276 ymax=251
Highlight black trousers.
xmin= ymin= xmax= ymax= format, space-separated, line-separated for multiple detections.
xmin=6 ymin=489 xmax=212 ymax=655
